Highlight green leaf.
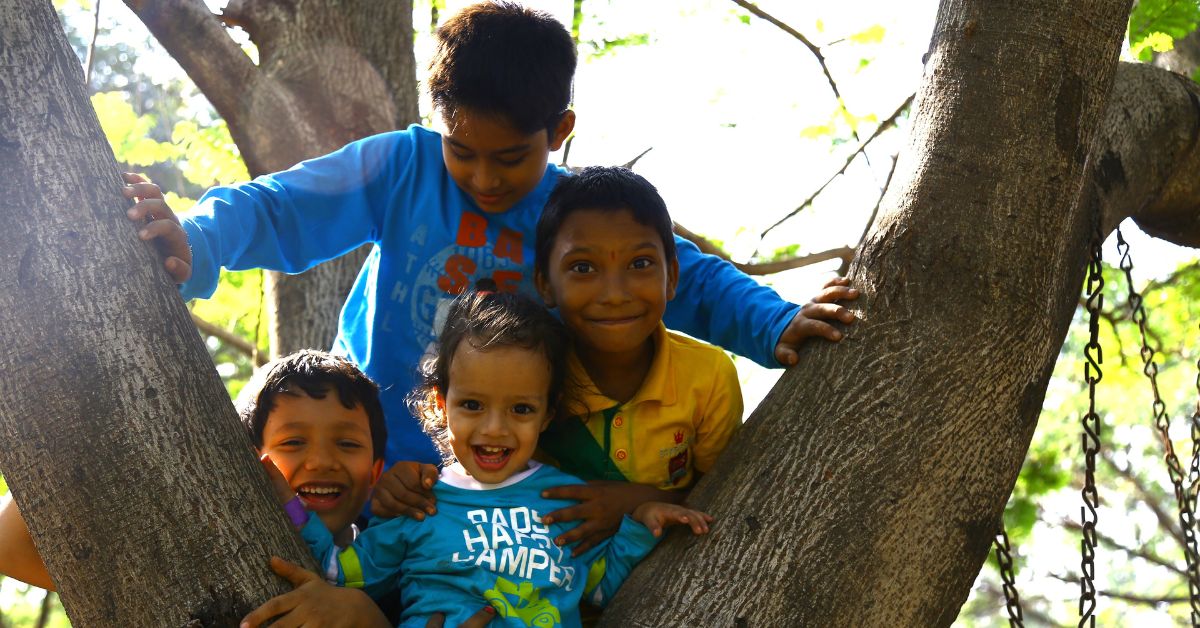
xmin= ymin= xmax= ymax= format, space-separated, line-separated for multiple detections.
xmin=1192 ymin=66 xmax=1200 ymax=84
xmin=92 ymin=91 xmax=180 ymax=167
xmin=171 ymin=119 xmax=249 ymax=187
xmin=848 ymin=24 xmax=886 ymax=45
xmin=0 ymin=473 xmax=7 ymax=496
xmin=738 ymin=14 xmax=750 ymax=25
xmin=1130 ymin=31 xmax=1177 ymax=61
xmin=585 ymin=33 xmax=651 ymax=58
xmin=1128 ymin=0 xmax=1200 ymax=57
xmin=815 ymin=19 xmax=825 ymax=33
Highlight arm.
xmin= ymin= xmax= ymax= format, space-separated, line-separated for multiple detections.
xmin=665 ymin=237 xmax=800 ymax=368
xmin=0 ymin=498 xmax=54 ymax=590
xmin=542 ymin=481 xmax=685 ymax=556
xmin=179 ymin=131 xmax=414 ymax=300
xmin=240 ymin=557 xmax=391 ymax=628
xmin=581 ymin=503 xmax=713 ymax=607
xmin=299 ymin=514 xmax=408 ymax=600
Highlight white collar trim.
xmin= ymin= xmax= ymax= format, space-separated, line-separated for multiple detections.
xmin=441 ymin=461 xmax=542 ymax=490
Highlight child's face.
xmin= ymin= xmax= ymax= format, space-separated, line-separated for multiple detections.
xmin=536 ymin=208 xmax=679 ymax=360
xmin=443 ymin=342 xmax=553 ymax=483
xmin=440 ymin=107 xmax=574 ymax=214
xmin=260 ymin=392 xmax=383 ymax=536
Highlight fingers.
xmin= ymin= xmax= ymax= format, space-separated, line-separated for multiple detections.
xmin=552 ymin=518 xmax=597 ymax=547
xmin=126 ymin=198 xmax=177 ymax=224
xmin=800 ymin=302 xmax=856 ymax=327
xmin=259 ymin=455 xmax=296 ymax=503
xmin=425 ymin=612 xmax=446 ymax=628
xmin=457 ymin=606 xmax=497 ymax=628
xmin=122 ymin=172 xmax=149 ymax=185
xmin=239 ymin=590 xmax=299 ymax=628
xmin=568 ymin=530 xmax=606 ymax=557
xmin=268 ymin=556 xmax=319 ymax=588
xmin=542 ymin=502 xmax=588 ymax=525
xmin=822 ymin=276 xmax=851 ymax=289
xmin=774 ymin=344 xmax=800 ymax=367
xmin=811 ymin=285 xmax=859 ymax=306
xmin=541 ymin=483 xmax=596 ymax=502
xmin=372 ymin=462 xmax=438 ymax=519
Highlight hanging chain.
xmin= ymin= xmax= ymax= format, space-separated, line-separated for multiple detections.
xmin=1191 ymin=323 xmax=1200 ymax=513
xmin=994 ymin=525 xmax=1024 ymax=627
xmin=1116 ymin=228 xmax=1200 ymax=625
xmin=1079 ymin=226 xmax=1103 ymax=627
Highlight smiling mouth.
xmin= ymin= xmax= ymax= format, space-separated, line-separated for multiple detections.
xmin=590 ymin=315 xmax=641 ymax=325
xmin=296 ymin=483 xmax=345 ymax=509
xmin=474 ymin=192 xmax=506 ymax=205
xmin=472 ymin=445 xmax=513 ymax=472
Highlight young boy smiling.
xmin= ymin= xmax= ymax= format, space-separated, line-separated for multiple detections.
xmin=124 ymin=2 xmax=856 ymax=491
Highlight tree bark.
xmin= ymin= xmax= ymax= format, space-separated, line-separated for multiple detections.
xmin=0 ymin=1 xmax=318 ymax=625
xmin=125 ymin=0 xmax=419 ymax=356
xmin=602 ymin=1 xmax=1133 ymax=625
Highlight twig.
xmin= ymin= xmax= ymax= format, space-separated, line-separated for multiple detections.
xmin=1060 ymin=518 xmax=1188 ymax=577
xmin=190 ymin=312 xmax=267 ymax=366
xmin=560 ymin=135 xmax=574 ymax=168
xmin=255 ymin=268 xmax=265 ymax=364
xmin=758 ymin=94 xmax=914 ymax=243
xmin=673 ymin=223 xmax=853 ymax=275
xmin=1049 ymin=573 xmax=1188 ymax=606
xmin=839 ymin=152 xmax=898 ymax=275
xmin=83 ymin=0 xmax=101 ymax=88
xmin=622 ymin=147 xmax=653 ymax=169
xmin=1101 ymin=449 xmax=1187 ymax=548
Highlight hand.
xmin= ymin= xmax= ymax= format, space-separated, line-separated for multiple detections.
xmin=259 ymin=453 xmax=296 ymax=505
xmin=541 ymin=481 xmax=683 ymax=556
xmin=372 ymin=461 xmax=439 ymax=519
xmin=425 ymin=607 xmax=497 ymax=628
xmin=240 ymin=557 xmax=390 ymax=628
xmin=122 ymin=172 xmax=192 ymax=283
xmin=774 ymin=276 xmax=859 ymax=367
xmin=631 ymin=502 xmax=714 ymax=538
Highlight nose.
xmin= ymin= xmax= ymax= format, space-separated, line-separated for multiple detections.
xmin=303 ymin=441 xmax=341 ymax=471
xmin=598 ymin=271 xmax=631 ymax=305
xmin=472 ymin=161 xmax=501 ymax=192
xmin=478 ymin=408 xmax=510 ymax=438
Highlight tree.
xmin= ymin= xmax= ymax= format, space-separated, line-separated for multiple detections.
xmin=0 ymin=0 xmax=320 ymax=626
xmin=125 ymin=0 xmax=420 ymax=357
xmin=599 ymin=0 xmax=1200 ymax=624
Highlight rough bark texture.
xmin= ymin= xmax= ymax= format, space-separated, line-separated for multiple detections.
xmin=601 ymin=1 xmax=1132 ymax=626
xmin=126 ymin=0 xmax=419 ymax=356
xmin=0 ymin=1 xmax=318 ymax=625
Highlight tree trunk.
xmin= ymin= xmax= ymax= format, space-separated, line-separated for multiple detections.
xmin=602 ymin=1 xmax=1133 ymax=625
xmin=126 ymin=0 xmax=419 ymax=356
xmin=0 ymin=1 xmax=318 ymax=625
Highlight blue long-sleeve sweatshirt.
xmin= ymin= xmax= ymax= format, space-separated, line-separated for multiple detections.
xmin=179 ymin=125 xmax=800 ymax=466
xmin=300 ymin=462 xmax=659 ymax=627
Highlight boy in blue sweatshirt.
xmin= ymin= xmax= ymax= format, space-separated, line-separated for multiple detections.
xmin=124 ymin=2 xmax=857 ymax=494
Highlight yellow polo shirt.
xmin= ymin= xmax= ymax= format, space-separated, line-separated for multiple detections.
xmin=539 ymin=324 xmax=743 ymax=490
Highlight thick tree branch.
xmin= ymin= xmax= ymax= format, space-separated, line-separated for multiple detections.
xmin=758 ymin=93 xmax=913 ymax=242
xmin=190 ymin=312 xmax=267 ymax=367
xmin=123 ymin=0 xmax=258 ymax=135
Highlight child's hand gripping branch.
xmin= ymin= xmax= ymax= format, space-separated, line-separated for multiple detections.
xmin=121 ymin=173 xmax=192 ymax=283
xmin=773 ymin=277 xmax=860 ymax=367
xmin=540 ymin=481 xmax=686 ymax=556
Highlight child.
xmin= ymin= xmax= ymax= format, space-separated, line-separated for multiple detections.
xmin=122 ymin=1 xmax=857 ymax=482
xmin=283 ymin=289 xmax=712 ymax=627
xmin=0 ymin=350 xmax=394 ymax=627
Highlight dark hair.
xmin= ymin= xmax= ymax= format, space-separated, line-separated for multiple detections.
xmin=535 ymin=166 xmax=677 ymax=279
xmin=237 ymin=350 xmax=387 ymax=461
xmin=410 ymin=289 xmax=571 ymax=462
xmin=428 ymin=1 xmax=576 ymax=136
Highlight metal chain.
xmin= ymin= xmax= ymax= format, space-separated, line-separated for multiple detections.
xmin=993 ymin=525 xmax=1024 ymax=627
xmin=1079 ymin=227 xmax=1103 ymax=628
xmin=1116 ymin=228 xmax=1200 ymax=625
xmin=1191 ymin=324 xmax=1200 ymax=514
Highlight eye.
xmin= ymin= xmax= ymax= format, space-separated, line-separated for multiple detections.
xmin=497 ymin=154 xmax=527 ymax=167
xmin=460 ymin=399 xmax=483 ymax=411
xmin=448 ymin=147 xmax=474 ymax=161
xmin=337 ymin=439 xmax=365 ymax=450
xmin=512 ymin=403 xmax=537 ymax=415
xmin=630 ymin=257 xmax=655 ymax=270
xmin=276 ymin=438 xmax=304 ymax=449
xmin=568 ymin=261 xmax=594 ymax=274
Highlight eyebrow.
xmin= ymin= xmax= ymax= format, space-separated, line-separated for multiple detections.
xmin=445 ymin=138 xmax=532 ymax=157
xmin=269 ymin=420 xmax=370 ymax=434
xmin=563 ymin=242 xmax=660 ymax=256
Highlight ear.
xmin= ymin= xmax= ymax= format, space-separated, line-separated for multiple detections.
xmin=370 ymin=458 xmax=384 ymax=486
xmin=534 ymin=269 xmax=557 ymax=308
xmin=548 ymin=110 xmax=576 ymax=152
xmin=666 ymin=255 xmax=679 ymax=301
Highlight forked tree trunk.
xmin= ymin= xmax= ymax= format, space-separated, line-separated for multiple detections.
xmin=126 ymin=0 xmax=419 ymax=356
xmin=0 ymin=2 xmax=318 ymax=625
xmin=602 ymin=1 xmax=1133 ymax=625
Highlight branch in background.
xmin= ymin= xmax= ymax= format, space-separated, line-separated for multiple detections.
xmin=673 ymin=223 xmax=853 ymax=275
xmin=1050 ymin=573 xmax=1187 ymax=606
xmin=1059 ymin=518 xmax=1188 ymax=577
xmin=1101 ymin=449 xmax=1187 ymax=548
xmin=190 ymin=312 xmax=267 ymax=367
xmin=560 ymin=135 xmax=574 ymax=167
xmin=758 ymin=94 xmax=914 ymax=243
xmin=977 ymin=581 xmax=1058 ymax=626
xmin=839 ymin=152 xmax=899 ymax=275
xmin=622 ymin=147 xmax=653 ymax=169
xmin=34 ymin=592 xmax=53 ymax=628
xmin=84 ymin=0 xmax=101 ymax=88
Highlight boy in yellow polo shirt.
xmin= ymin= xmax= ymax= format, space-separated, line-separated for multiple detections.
xmin=532 ymin=166 xmax=855 ymax=555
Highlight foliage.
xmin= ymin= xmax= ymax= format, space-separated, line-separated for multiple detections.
xmin=1128 ymin=0 xmax=1200 ymax=61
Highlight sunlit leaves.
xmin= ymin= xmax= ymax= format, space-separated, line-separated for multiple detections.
xmin=171 ymin=120 xmax=248 ymax=187
xmin=1128 ymin=0 xmax=1200 ymax=61
xmin=92 ymin=91 xmax=178 ymax=167
xmin=847 ymin=24 xmax=885 ymax=45
xmin=799 ymin=101 xmax=878 ymax=140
